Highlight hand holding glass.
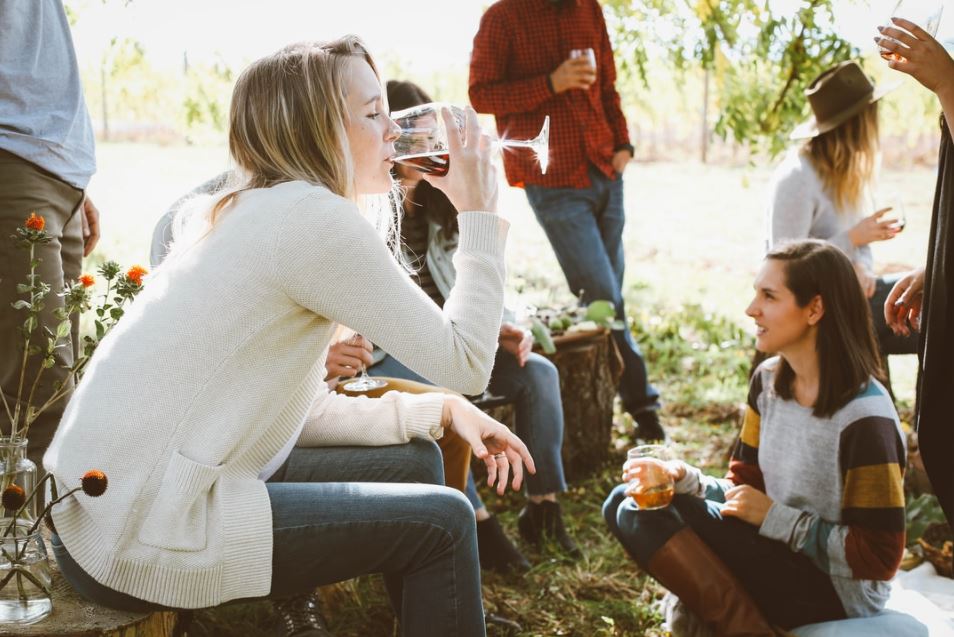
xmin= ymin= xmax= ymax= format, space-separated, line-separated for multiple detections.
xmin=872 ymin=190 xmax=908 ymax=234
xmin=624 ymin=445 xmax=675 ymax=510
xmin=392 ymin=103 xmax=550 ymax=176
xmin=340 ymin=333 xmax=387 ymax=393
xmin=570 ymin=47 xmax=597 ymax=71
xmin=878 ymin=0 xmax=944 ymax=62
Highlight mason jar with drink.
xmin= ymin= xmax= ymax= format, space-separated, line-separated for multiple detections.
xmin=623 ymin=444 xmax=676 ymax=510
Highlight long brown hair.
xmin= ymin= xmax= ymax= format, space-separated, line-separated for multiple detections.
xmin=767 ymin=240 xmax=885 ymax=417
xmin=804 ymin=102 xmax=879 ymax=212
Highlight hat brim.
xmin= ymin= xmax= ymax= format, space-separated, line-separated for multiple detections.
xmin=789 ymin=80 xmax=901 ymax=141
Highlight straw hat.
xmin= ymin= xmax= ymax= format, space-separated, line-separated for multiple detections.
xmin=789 ymin=61 xmax=896 ymax=140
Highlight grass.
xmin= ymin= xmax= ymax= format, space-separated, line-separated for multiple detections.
xmin=78 ymin=143 xmax=936 ymax=635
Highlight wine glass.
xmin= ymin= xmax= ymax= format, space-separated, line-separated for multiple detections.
xmin=879 ymin=0 xmax=944 ymax=62
xmin=391 ymin=103 xmax=550 ymax=176
xmin=872 ymin=190 xmax=908 ymax=233
xmin=340 ymin=334 xmax=388 ymax=393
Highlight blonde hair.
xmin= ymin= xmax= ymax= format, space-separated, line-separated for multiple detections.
xmin=804 ymin=102 xmax=880 ymax=212
xmin=167 ymin=36 xmax=406 ymax=265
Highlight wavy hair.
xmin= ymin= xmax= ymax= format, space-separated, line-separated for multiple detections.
xmin=804 ymin=102 xmax=879 ymax=212
xmin=167 ymin=36 xmax=407 ymax=263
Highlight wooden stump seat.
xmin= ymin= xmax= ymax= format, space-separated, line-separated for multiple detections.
xmin=3 ymin=552 xmax=178 ymax=637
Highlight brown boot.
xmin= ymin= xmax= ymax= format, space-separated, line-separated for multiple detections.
xmin=647 ymin=527 xmax=777 ymax=637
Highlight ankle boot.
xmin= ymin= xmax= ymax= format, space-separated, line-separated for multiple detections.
xmin=476 ymin=515 xmax=530 ymax=573
xmin=647 ymin=527 xmax=777 ymax=637
xmin=517 ymin=501 xmax=581 ymax=558
xmin=272 ymin=590 xmax=333 ymax=637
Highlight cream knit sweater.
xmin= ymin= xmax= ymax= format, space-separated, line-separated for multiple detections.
xmin=43 ymin=181 xmax=509 ymax=609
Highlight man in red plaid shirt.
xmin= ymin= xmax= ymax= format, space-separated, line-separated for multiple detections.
xmin=470 ymin=0 xmax=665 ymax=443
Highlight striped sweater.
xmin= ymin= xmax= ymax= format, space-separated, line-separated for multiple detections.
xmin=676 ymin=358 xmax=906 ymax=617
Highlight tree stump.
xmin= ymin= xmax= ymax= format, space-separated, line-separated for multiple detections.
xmin=536 ymin=328 xmax=623 ymax=481
xmin=5 ymin=537 xmax=178 ymax=637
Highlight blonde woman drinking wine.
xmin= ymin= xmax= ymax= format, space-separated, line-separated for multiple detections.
xmin=43 ymin=36 xmax=533 ymax=637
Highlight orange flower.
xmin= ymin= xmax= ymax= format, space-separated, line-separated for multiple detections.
xmin=81 ymin=470 xmax=108 ymax=497
xmin=126 ymin=265 xmax=148 ymax=286
xmin=1 ymin=485 xmax=26 ymax=511
xmin=24 ymin=212 xmax=45 ymax=232
xmin=79 ymin=274 xmax=95 ymax=288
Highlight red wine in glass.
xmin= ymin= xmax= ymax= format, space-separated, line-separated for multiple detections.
xmin=392 ymin=102 xmax=550 ymax=175
xmin=395 ymin=151 xmax=449 ymax=176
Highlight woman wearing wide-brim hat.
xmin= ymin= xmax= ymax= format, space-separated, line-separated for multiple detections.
xmin=765 ymin=59 xmax=917 ymax=395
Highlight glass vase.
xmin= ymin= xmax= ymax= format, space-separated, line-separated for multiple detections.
xmin=0 ymin=519 xmax=52 ymax=625
xmin=0 ymin=438 xmax=37 ymax=521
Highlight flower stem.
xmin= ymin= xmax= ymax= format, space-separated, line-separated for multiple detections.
xmin=11 ymin=243 xmax=38 ymax=438
xmin=0 ymin=391 xmax=14 ymax=434
xmin=24 ymin=486 xmax=82 ymax=541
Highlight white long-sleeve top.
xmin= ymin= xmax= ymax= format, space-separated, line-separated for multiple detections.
xmin=43 ymin=181 xmax=509 ymax=609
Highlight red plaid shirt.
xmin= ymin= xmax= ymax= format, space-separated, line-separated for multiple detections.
xmin=469 ymin=0 xmax=631 ymax=189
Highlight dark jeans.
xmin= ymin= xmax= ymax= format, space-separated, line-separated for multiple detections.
xmin=52 ymin=440 xmax=486 ymax=637
xmin=602 ymin=486 xmax=846 ymax=629
xmin=525 ymin=166 xmax=660 ymax=417
xmin=370 ymin=349 xmax=567 ymax=509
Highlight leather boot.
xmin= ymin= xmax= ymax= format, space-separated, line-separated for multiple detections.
xmin=647 ymin=527 xmax=777 ymax=637
xmin=476 ymin=515 xmax=530 ymax=573
xmin=272 ymin=590 xmax=333 ymax=636
xmin=517 ymin=501 xmax=581 ymax=558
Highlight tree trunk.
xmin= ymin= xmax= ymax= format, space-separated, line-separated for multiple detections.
xmin=537 ymin=329 xmax=623 ymax=481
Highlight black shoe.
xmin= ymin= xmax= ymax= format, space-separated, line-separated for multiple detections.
xmin=273 ymin=591 xmax=333 ymax=637
xmin=634 ymin=410 xmax=667 ymax=442
xmin=517 ymin=501 xmax=581 ymax=558
xmin=476 ymin=515 xmax=531 ymax=574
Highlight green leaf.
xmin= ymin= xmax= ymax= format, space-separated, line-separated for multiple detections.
xmin=531 ymin=318 xmax=556 ymax=355
xmin=11 ymin=300 xmax=31 ymax=310
xmin=15 ymin=284 xmax=31 ymax=294
xmin=109 ymin=307 xmax=124 ymax=321
xmin=95 ymin=321 xmax=105 ymax=339
xmin=585 ymin=300 xmax=616 ymax=322
xmin=56 ymin=320 xmax=71 ymax=339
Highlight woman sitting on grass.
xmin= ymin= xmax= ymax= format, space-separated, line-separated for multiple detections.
xmin=44 ymin=36 xmax=533 ymax=637
xmin=603 ymin=240 xmax=905 ymax=635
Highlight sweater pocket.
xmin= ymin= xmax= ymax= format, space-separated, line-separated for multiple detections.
xmin=138 ymin=450 xmax=223 ymax=552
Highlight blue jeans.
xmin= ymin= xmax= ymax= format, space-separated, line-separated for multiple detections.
xmin=370 ymin=349 xmax=567 ymax=510
xmin=51 ymin=439 xmax=485 ymax=637
xmin=602 ymin=485 xmax=845 ymax=629
xmin=525 ymin=167 xmax=660 ymax=416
